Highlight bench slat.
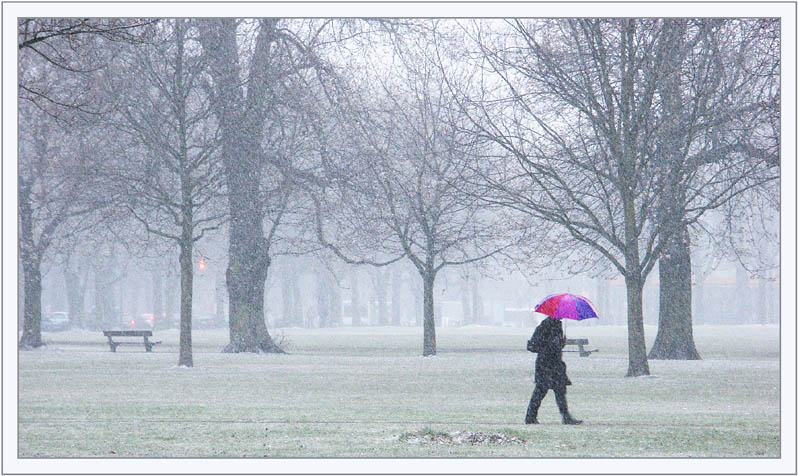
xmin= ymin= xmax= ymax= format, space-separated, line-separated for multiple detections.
xmin=103 ymin=330 xmax=153 ymax=337
xmin=564 ymin=338 xmax=596 ymax=357
xmin=102 ymin=330 xmax=159 ymax=352
xmin=566 ymin=338 xmax=589 ymax=345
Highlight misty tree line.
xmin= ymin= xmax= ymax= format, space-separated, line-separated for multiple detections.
xmin=33 ymin=249 xmax=776 ymax=331
xmin=34 ymin=249 xmax=497 ymax=330
xmin=18 ymin=18 xmax=779 ymax=375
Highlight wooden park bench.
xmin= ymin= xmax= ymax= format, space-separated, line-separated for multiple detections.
xmin=565 ymin=338 xmax=598 ymax=357
xmin=102 ymin=330 xmax=160 ymax=352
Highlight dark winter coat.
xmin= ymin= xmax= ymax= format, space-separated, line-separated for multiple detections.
xmin=527 ymin=317 xmax=572 ymax=389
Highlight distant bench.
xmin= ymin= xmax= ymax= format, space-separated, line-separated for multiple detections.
xmin=103 ymin=330 xmax=160 ymax=352
xmin=565 ymin=338 xmax=598 ymax=357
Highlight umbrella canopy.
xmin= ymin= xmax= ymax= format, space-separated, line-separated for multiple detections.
xmin=534 ymin=293 xmax=598 ymax=321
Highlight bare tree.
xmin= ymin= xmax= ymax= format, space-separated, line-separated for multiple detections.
xmin=18 ymin=104 xmax=111 ymax=348
xmin=196 ymin=18 xmax=279 ymax=352
xmin=647 ymin=19 xmax=778 ymax=359
xmin=391 ymin=265 xmax=403 ymax=326
xmin=55 ymin=237 xmax=95 ymax=330
xmin=458 ymin=19 xmax=683 ymax=375
xmin=17 ymin=18 xmax=153 ymax=349
xmin=106 ymin=19 xmax=224 ymax=367
xmin=457 ymin=18 xmax=778 ymax=373
xmin=314 ymin=36 xmax=513 ymax=355
xmin=18 ymin=18 xmax=155 ymax=120
xmin=196 ymin=18 xmax=336 ymax=352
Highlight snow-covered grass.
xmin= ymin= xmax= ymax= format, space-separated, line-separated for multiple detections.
xmin=18 ymin=325 xmax=779 ymax=457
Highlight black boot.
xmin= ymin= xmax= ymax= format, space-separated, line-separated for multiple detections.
xmin=525 ymin=385 xmax=546 ymax=424
xmin=554 ymin=387 xmax=582 ymax=425
xmin=562 ymin=414 xmax=583 ymax=425
xmin=524 ymin=401 xmax=539 ymax=424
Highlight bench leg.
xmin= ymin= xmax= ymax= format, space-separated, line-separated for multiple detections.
xmin=144 ymin=336 xmax=152 ymax=352
xmin=578 ymin=344 xmax=589 ymax=357
xmin=107 ymin=337 xmax=117 ymax=352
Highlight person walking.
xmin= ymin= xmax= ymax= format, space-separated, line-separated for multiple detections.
xmin=525 ymin=316 xmax=583 ymax=425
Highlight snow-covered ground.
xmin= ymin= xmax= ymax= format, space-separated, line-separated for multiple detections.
xmin=18 ymin=325 xmax=779 ymax=457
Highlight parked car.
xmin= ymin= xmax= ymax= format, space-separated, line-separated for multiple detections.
xmin=42 ymin=312 xmax=70 ymax=332
xmin=125 ymin=313 xmax=155 ymax=330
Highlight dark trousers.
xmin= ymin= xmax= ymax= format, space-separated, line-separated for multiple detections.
xmin=525 ymin=384 xmax=568 ymax=421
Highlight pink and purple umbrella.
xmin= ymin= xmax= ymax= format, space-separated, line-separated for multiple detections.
xmin=534 ymin=293 xmax=598 ymax=321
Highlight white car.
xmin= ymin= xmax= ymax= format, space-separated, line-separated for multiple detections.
xmin=42 ymin=312 xmax=69 ymax=331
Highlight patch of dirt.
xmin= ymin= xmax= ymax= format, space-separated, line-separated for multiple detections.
xmin=400 ymin=429 xmax=526 ymax=445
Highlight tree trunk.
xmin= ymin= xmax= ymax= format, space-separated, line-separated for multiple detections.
xmin=471 ymin=277 xmax=483 ymax=324
xmin=108 ymin=251 xmax=121 ymax=328
xmin=624 ymin=272 xmax=650 ymax=376
xmin=461 ymin=273 xmax=472 ymax=325
xmin=391 ymin=266 xmax=402 ymax=326
xmin=692 ymin=249 xmax=711 ymax=326
xmin=223 ymin=152 xmax=281 ymax=349
xmin=91 ymin=254 xmax=116 ymax=330
xmin=368 ymin=297 xmax=375 ymax=326
xmin=280 ymin=271 xmax=293 ymax=327
xmin=617 ymin=20 xmax=650 ymax=377
xmin=224 ymin=156 xmax=278 ymax=348
xmin=64 ymin=259 xmax=84 ymax=329
xmin=413 ymin=274 xmax=423 ymax=327
xmin=373 ymin=269 xmax=388 ymax=326
xmin=165 ymin=269 xmax=178 ymax=328
xmin=19 ymin=176 xmax=43 ymax=348
xmin=263 ymin=274 xmax=271 ymax=328
xmin=215 ymin=271 xmax=225 ymax=325
xmin=175 ymin=24 xmax=195 ymax=367
xmin=199 ymin=18 xmax=281 ymax=354
xmin=92 ymin=263 xmax=103 ymax=330
xmin=178 ymin=239 xmax=194 ymax=367
xmin=735 ymin=263 xmax=750 ymax=324
xmin=118 ymin=265 xmax=127 ymax=324
xmin=292 ymin=275 xmax=303 ymax=327
xmin=422 ymin=272 xmax=437 ymax=356
xmin=620 ymin=195 xmax=650 ymax=375
xmin=317 ymin=271 xmax=330 ymax=327
xmin=649 ymin=224 xmax=700 ymax=359
xmin=227 ymin=140 xmax=275 ymax=331
xmin=225 ymin=248 xmax=280 ymax=352
xmin=648 ymin=20 xmax=699 ymax=359
xmin=19 ymin=254 xmax=44 ymax=348
xmin=330 ymin=276 xmax=342 ymax=326
xmin=350 ymin=270 xmax=362 ymax=327
xmin=152 ymin=269 xmax=164 ymax=329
